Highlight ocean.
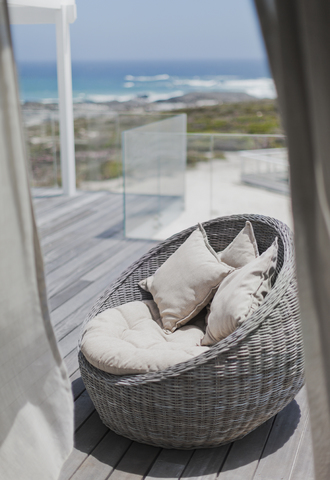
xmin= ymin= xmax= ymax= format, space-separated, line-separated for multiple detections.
xmin=16 ymin=59 xmax=275 ymax=104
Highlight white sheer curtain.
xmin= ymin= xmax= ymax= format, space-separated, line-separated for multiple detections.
xmin=0 ymin=0 xmax=73 ymax=478
xmin=254 ymin=1 xmax=330 ymax=478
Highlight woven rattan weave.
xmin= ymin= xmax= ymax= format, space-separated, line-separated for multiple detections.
xmin=78 ymin=214 xmax=305 ymax=449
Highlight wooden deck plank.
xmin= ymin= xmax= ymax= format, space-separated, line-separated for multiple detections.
xmin=39 ymin=195 xmax=121 ymax=242
xmin=34 ymin=192 xmax=91 ymax=218
xmin=56 ymin=242 xmax=155 ymax=357
xmin=52 ymin=242 xmax=155 ymax=339
xmin=146 ymin=449 xmax=193 ymax=480
xmin=46 ymin=237 xmax=121 ymax=296
xmin=33 ymin=196 xmax=66 ymax=211
xmin=39 ymin=193 xmax=121 ymax=240
xmin=81 ymin=239 xmax=151 ymax=282
xmin=42 ymin=208 xmax=97 ymax=238
xmin=58 ymin=325 xmax=82 ymax=359
xmin=32 ymin=190 xmax=76 ymax=214
xmin=253 ymin=388 xmax=309 ymax=480
xmin=41 ymin=206 xmax=121 ymax=256
xmin=50 ymin=268 xmax=120 ymax=327
xmin=55 ymin=302 xmax=93 ymax=345
xmin=40 ymin=199 xmax=123 ymax=253
xmin=42 ymin=194 xmax=150 ymax=270
xmin=42 ymin=217 xmax=123 ymax=264
xmin=40 ymin=197 xmax=121 ymax=252
xmin=70 ymin=370 xmax=86 ymax=401
xmin=36 ymin=193 xmax=107 ymax=229
xmin=182 ymin=445 xmax=231 ymax=480
xmin=44 ymin=235 xmax=113 ymax=275
xmin=32 ymin=186 xmax=61 ymax=201
xmin=289 ymin=415 xmax=314 ymax=480
xmin=74 ymin=390 xmax=96 ymax=432
xmin=108 ymin=442 xmax=161 ymax=480
xmin=64 ymin=348 xmax=79 ymax=378
xmin=40 ymin=191 xmax=150 ymax=247
xmin=218 ymin=418 xmax=274 ymax=480
xmin=49 ymin=280 xmax=92 ymax=311
xmin=58 ymin=412 xmax=108 ymax=480
xmin=36 ymin=192 xmax=107 ymax=228
xmin=70 ymin=431 xmax=132 ymax=480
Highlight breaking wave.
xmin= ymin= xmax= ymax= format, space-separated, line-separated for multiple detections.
xmin=124 ymin=74 xmax=170 ymax=82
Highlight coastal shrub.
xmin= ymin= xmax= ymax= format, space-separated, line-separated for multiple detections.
xmin=247 ymin=121 xmax=279 ymax=134
xmin=173 ymin=99 xmax=282 ymax=135
xmin=100 ymin=160 xmax=122 ymax=179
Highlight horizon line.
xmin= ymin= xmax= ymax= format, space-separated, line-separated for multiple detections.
xmin=16 ymin=57 xmax=268 ymax=64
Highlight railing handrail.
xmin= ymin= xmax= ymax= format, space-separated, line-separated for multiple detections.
xmin=127 ymin=131 xmax=286 ymax=138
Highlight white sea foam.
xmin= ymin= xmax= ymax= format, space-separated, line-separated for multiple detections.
xmin=171 ymin=77 xmax=276 ymax=99
xmin=221 ymin=78 xmax=276 ymax=99
xmin=65 ymin=76 xmax=276 ymax=106
xmin=78 ymin=91 xmax=184 ymax=104
xmin=171 ymin=77 xmax=276 ymax=98
xmin=79 ymin=93 xmax=137 ymax=103
xmin=173 ymin=79 xmax=219 ymax=88
xmin=40 ymin=98 xmax=59 ymax=104
xmin=124 ymin=74 xmax=170 ymax=82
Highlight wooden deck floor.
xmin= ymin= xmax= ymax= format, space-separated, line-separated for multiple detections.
xmin=32 ymin=189 xmax=314 ymax=480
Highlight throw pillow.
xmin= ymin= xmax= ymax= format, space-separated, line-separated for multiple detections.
xmin=202 ymin=237 xmax=278 ymax=345
xmin=139 ymin=224 xmax=233 ymax=333
xmin=218 ymin=221 xmax=259 ymax=268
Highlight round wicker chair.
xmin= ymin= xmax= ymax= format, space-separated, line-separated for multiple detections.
xmin=78 ymin=214 xmax=305 ymax=449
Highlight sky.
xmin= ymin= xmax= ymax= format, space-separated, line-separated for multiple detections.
xmin=10 ymin=0 xmax=266 ymax=63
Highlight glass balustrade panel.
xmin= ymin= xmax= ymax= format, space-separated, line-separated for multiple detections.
xmin=123 ymin=114 xmax=187 ymax=239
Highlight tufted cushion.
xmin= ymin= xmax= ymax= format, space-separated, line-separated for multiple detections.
xmin=81 ymin=301 xmax=209 ymax=375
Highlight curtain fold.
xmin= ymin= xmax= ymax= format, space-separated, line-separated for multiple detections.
xmin=0 ymin=1 xmax=73 ymax=478
xmin=254 ymin=0 xmax=330 ymax=478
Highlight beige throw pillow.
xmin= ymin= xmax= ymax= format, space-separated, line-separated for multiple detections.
xmin=218 ymin=221 xmax=259 ymax=268
xmin=139 ymin=224 xmax=233 ymax=333
xmin=202 ymin=237 xmax=278 ymax=345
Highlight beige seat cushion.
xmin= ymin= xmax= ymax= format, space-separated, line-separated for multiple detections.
xmin=202 ymin=238 xmax=278 ymax=345
xmin=139 ymin=224 xmax=232 ymax=333
xmin=218 ymin=221 xmax=259 ymax=268
xmin=81 ymin=301 xmax=209 ymax=375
